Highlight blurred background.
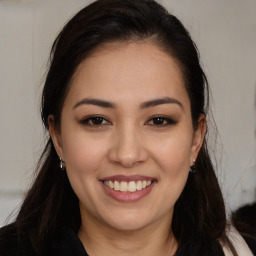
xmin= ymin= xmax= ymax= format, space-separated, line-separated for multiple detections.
xmin=0 ymin=0 xmax=255 ymax=226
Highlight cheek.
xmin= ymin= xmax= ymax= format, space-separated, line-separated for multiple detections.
xmin=156 ymin=134 xmax=192 ymax=205
xmin=61 ymin=130 xmax=110 ymax=208
xmin=151 ymin=128 xmax=193 ymax=175
xmin=61 ymin=128 xmax=109 ymax=177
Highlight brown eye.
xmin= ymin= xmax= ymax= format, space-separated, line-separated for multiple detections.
xmin=80 ymin=115 xmax=111 ymax=126
xmin=90 ymin=117 xmax=104 ymax=125
xmin=146 ymin=116 xmax=177 ymax=126
xmin=152 ymin=117 xmax=166 ymax=125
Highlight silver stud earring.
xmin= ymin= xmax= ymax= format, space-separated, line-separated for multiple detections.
xmin=59 ymin=157 xmax=66 ymax=170
xmin=189 ymin=159 xmax=196 ymax=173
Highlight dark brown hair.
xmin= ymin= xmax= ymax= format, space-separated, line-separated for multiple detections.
xmin=16 ymin=0 xmax=237 ymax=255
xmin=232 ymin=203 xmax=256 ymax=254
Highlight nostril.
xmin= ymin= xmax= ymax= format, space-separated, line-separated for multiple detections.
xmin=108 ymin=145 xmax=148 ymax=167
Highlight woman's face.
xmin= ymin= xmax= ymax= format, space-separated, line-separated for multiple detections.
xmin=50 ymin=42 xmax=205 ymax=232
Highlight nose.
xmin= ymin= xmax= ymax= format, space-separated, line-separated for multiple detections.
xmin=108 ymin=125 xmax=148 ymax=168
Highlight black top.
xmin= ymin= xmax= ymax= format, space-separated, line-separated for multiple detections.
xmin=3 ymin=222 xmax=254 ymax=256
xmin=0 ymin=223 xmax=88 ymax=256
xmin=0 ymin=223 xmax=226 ymax=256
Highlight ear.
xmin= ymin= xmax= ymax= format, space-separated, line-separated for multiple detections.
xmin=48 ymin=115 xmax=65 ymax=160
xmin=190 ymin=114 xmax=206 ymax=165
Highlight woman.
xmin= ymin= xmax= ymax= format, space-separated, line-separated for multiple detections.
xmin=0 ymin=0 xmax=253 ymax=255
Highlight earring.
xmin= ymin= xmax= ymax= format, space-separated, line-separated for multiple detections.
xmin=189 ymin=159 xmax=197 ymax=173
xmin=59 ymin=157 xmax=66 ymax=170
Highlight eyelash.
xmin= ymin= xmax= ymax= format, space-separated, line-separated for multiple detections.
xmin=79 ymin=115 xmax=111 ymax=126
xmin=145 ymin=116 xmax=177 ymax=127
xmin=79 ymin=115 xmax=177 ymax=127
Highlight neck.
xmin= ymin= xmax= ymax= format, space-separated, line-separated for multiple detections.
xmin=78 ymin=211 xmax=177 ymax=256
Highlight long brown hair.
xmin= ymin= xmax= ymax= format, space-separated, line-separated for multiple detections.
xmin=16 ymin=0 xmax=237 ymax=255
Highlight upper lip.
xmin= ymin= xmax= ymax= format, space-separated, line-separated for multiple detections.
xmin=100 ymin=175 xmax=156 ymax=182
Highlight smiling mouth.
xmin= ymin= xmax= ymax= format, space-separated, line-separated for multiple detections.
xmin=103 ymin=180 xmax=153 ymax=193
xmin=100 ymin=175 xmax=157 ymax=202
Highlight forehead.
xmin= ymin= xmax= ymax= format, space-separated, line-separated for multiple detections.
xmin=66 ymin=41 xmax=190 ymax=109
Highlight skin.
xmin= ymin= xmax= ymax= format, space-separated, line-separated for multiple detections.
xmin=49 ymin=41 xmax=206 ymax=256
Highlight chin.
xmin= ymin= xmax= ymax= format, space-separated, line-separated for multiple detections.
xmin=108 ymin=219 xmax=149 ymax=232
xmin=101 ymin=209 xmax=155 ymax=232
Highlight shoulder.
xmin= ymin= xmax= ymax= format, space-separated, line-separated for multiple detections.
xmin=0 ymin=223 xmax=36 ymax=256
xmin=222 ymin=225 xmax=254 ymax=256
xmin=0 ymin=224 xmax=88 ymax=256
xmin=232 ymin=202 xmax=256 ymax=254
xmin=0 ymin=223 xmax=19 ymax=256
xmin=49 ymin=227 xmax=89 ymax=256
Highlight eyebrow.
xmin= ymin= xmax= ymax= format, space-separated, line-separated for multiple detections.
xmin=73 ymin=96 xmax=183 ymax=110
xmin=73 ymin=98 xmax=117 ymax=109
xmin=140 ymin=97 xmax=184 ymax=110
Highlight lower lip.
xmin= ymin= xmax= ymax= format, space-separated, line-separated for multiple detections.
xmin=101 ymin=182 xmax=155 ymax=202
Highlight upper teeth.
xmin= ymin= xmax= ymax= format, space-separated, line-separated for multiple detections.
xmin=104 ymin=180 xmax=152 ymax=192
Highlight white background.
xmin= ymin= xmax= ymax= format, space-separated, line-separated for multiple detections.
xmin=0 ymin=0 xmax=255 ymax=226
